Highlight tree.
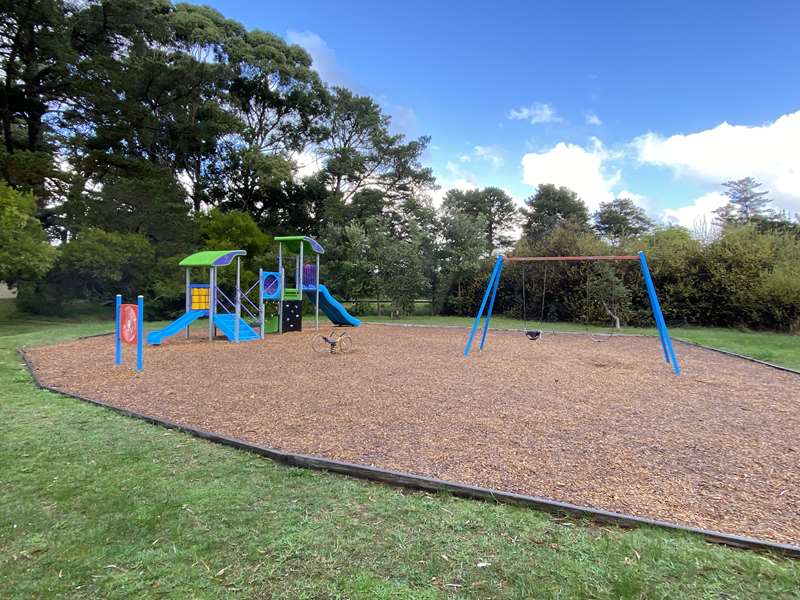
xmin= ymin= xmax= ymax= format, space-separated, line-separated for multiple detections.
xmin=198 ymin=208 xmax=272 ymax=286
xmin=522 ymin=184 xmax=589 ymax=242
xmin=61 ymin=161 xmax=196 ymax=256
xmin=193 ymin=17 xmax=328 ymax=215
xmin=442 ymin=187 xmax=518 ymax=251
xmin=63 ymin=2 xmax=239 ymax=189
xmin=713 ymin=177 xmax=772 ymax=226
xmin=371 ymin=221 xmax=430 ymax=316
xmin=0 ymin=181 xmax=54 ymax=286
xmin=436 ymin=208 xmax=488 ymax=312
xmin=198 ymin=208 xmax=271 ymax=260
xmin=0 ymin=0 xmax=77 ymax=223
xmin=594 ymin=197 xmax=653 ymax=244
xmin=316 ymin=87 xmax=435 ymax=209
xmin=205 ymin=149 xmax=294 ymax=223
xmin=55 ymin=227 xmax=156 ymax=300
xmin=225 ymin=28 xmax=327 ymax=155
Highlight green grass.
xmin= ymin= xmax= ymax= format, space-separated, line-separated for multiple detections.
xmin=360 ymin=315 xmax=800 ymax=371
xmin=2 ymin=299 xmax=800 ymax=598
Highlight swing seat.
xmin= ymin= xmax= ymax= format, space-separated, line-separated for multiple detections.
xmin=525 ymin=329 xmax=542 ymax=341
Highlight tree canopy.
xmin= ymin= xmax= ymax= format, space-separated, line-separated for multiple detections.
xmin=522 ymin=184 xmax=590 ymax=242
xmin=713 ymin=177 xmax=773 ymax=226
xmin=1 ymin=1 xmax=798 ymax=331
xmin=442 ymin=187 xmax=518 ymax=251
xmin=594 ymin=197 xmax=653 ymax=244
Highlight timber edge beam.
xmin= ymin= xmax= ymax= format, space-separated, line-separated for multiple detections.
xmin=503 ymin=255 xmax=639 ymax=262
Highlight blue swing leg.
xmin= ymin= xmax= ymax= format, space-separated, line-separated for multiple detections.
xmin=464 ymin=256 xmax=504 ymax=357
xmin=479 ymin=257 xmax=503 ymax=350
xmin=639 ymin=251 xmax=680 ymax=376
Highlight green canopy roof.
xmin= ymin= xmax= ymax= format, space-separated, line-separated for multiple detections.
xmin=179 ymin=250 xmax=246 ymax=267
xmin=274 ymin=236 xmax=325 ymax=255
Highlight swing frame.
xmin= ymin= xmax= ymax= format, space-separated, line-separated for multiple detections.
xmin=463 ymin=252 xmax=681 ymax=375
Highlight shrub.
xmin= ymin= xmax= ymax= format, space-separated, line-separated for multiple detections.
xmin=0 ymin=180 xmax=55 ymax=287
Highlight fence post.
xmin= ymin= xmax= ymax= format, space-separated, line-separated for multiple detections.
xmin=136 ymin=295 xmax=144 ymax=371
xmin=115 ymin=294 xmax=121 ymax=365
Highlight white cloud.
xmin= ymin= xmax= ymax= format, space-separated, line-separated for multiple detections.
xmin=633 ymin=111 xmax=800 ymax=212
xmin=291 ymin=151 xmax=323 ymax=179
xmin=472 ymin=145 xmax=504 ymax=169
xmin=430 ymin=161 xmax=480 ymax=206
xmin=286 ymin=30 xmax=348 ymax=86
xmin=586 ymin=112 xmax=603 ymax=126
xmin=520 ymin=139 xmax=621 ymax=210
xmin=444 ymin=160 xmax=478 ymax=187
xmin=661 ymin=191 xmax=728 ymax=231
xmin=617 ymin=188 xmax=645 ymax=203
xmin=508 ymin=102 xmax=563 ymax=125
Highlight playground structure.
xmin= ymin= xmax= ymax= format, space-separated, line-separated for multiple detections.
xmin=464 ymin=251 xmax=681 ymax=375
xmin=146 ymin=236 xmax=359 ymax=346
xmin=274 ymin=235 xmax=361 ymax=332
xmin=115 ymin=293 xmax=144 ymax=371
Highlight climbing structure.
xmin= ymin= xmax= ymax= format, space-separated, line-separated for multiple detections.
xmin=273 ymin=235 xmax=360 ymax=331
xmin=146 ymin=237 xmax=359 ymax=346
xmin=147 ymin=250 xmax=259 ymax=345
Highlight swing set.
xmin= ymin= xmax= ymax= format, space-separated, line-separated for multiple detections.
xmin=463 ymin=251 xmax=681 ymax=375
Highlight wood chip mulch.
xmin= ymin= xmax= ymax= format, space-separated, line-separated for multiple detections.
xmin=24 ymin=324 xmax=800 ymax=546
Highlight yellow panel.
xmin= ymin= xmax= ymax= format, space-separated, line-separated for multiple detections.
xmin=191 ymin=288 xmax=209 ymax=310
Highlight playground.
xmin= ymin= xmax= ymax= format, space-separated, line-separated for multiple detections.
xmin=24 ymin=323 xmax=800 ymax=547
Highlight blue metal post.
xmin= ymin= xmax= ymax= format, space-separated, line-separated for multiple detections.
xmin=639 ymin=251 xmax=670 ymax=363
xmin=639 ymin=251 xmax=680 ymax=375
xmin=115 ymin=294 xmax=121 ymax=365
xmin=464 ymin=256 xmax=503 ymax=357
xmin=479 ymin=255 xmax=504 ymax=350
xmin=136 ymin=295 xmax=144 ymax=371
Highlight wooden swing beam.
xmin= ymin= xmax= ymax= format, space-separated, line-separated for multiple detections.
xmin=503 ymin=255 xmax=639 ymax=262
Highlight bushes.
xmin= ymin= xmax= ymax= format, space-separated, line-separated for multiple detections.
xmin=16 ymin=228 xmax=157 ymax=315
xmin=0 ymin=181 xmax=55 ymax=287
xmin=7 ymin=189 xmax=800 ymax=332
xmin=198 ymin=208 xmax=273 ymax=292
xmin=753 ymin=233 xmax=800 ymax=332
xmin=14 ymin=209 xmax=276 ymax=318
xmin=457 ymin=223 xmax=800 ymax=333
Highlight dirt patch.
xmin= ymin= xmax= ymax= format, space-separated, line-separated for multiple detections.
xmin=25 ymin=324 xmax=800 ymax=546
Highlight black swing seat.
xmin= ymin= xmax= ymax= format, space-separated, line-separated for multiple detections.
xmin=525 ymin=329 xmax=542 ymax=341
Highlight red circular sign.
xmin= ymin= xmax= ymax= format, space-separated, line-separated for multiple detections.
xmin=120 ymin=304 xmax=138 ymax=344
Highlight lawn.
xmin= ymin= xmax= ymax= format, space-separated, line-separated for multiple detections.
xmin=2 ymin=299 xmax=799 ymax=598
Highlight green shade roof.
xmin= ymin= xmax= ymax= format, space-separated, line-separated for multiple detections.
xmin=179 ymin=250 xmax=246 ymax=267
xmin=274 ymin=236 xmax=325 ymax=255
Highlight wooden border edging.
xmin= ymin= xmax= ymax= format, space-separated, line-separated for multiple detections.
xmin=18 ymin=349 xmax=800 ymax=559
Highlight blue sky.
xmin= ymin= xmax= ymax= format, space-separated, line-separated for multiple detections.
xmin=207 ymin=0 xmax=800 ymax=228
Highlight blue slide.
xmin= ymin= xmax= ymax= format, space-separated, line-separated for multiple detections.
xmin=146 ymin=309 xmax=207 ymax=345
xmin=304 ymin=285 xmax=361 ymax=327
